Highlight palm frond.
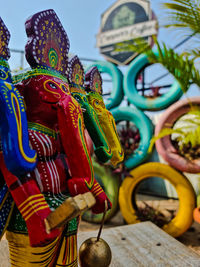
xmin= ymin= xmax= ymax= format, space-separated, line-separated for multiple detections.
xmin=180 ymin=126 xmax=200 ymax=148
xmin=116 ymin=37 xmax=200 ymax=92
xmin=149 ymin=112 xmax=200 ymax=153
xmin=148 ymin=127 xmax=185 ymax=153
xmin=191 ymin=48 xmax=200 ymax=58
xmin=183 ymin=47 xmax=200 ymax=59
xmin=163 ymin=0 xmax=200 ymax=35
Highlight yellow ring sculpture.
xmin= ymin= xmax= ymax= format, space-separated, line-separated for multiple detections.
xmin=119 ymin=162 xmax=196 ymax=237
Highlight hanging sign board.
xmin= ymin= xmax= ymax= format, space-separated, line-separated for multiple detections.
xmin=96 ymin=0 xmax=158 ymax=65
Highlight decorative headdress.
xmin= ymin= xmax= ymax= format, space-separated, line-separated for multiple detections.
xmin=67 ymin=55 xmax=85 ymax=94
xmin=14 ymin=9 xmax=70 ymax=84
xmin=0 ymin=17 xmax=10 ymax=61
xmin=84 ymin=67 xmax=102 ymax=95
xmin=25 ymin=9 xmax=69 ymax=74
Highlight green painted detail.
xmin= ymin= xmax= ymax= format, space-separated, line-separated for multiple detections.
xmin=7 ymin=193 xmax=78 ymax=234
xmin=72 ymin=93 xmax=87 ymax=106
xmin=12 ymin=66 xmax=69 ymax=84
xmin=111 ymin=119 xmax=123 ymax=157
xmin=72 ymin=92 xmax=112 ymax=163
xmin=91 ymin=110 xmax=112 ymax=160
xmin=112 ymin=6 xmax=136 ymax=29
xmin=70 ymin=82 xmax=85 ymax=91
xmin=68 ymin=217 xmax=78 ymax=232
xmin=7 ymin=206 xmax=27 ymax=233
xmin=92 ymin=109 xmax=110 ymax=150
xmin=87 ymin=91 xmax=102 ymax=102
xmin=48 ymin=48 xmax=58 ymax=68
xmin=0 ymin=58 xmax=9 ymax=69
xmin=78 ymin=117 xmax=94 ymax=189
xmin=28 ymin=122 xmax=58 ymax=139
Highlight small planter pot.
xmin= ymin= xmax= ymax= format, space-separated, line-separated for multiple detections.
xmin=85 ymin=61 xmax=124 ymax=110
xmin=111 ymin=106 xmax=154 ymax=169
xmin=155 ymin=97 xmax=200 ymax=173
xmin=123 ymin=52 xmax=183 ymax=111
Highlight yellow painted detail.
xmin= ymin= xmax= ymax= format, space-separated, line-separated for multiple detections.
xmin=98 ymin=110 xmax=124 ymax=166
xmin=25 ymin=205 xmax=49 ymax=221
xmin=6 ymin=231 xmax=63 ymax=266
xmin=88 ymin=94 xmax=123 ymax=166
xmin=43 ymin=79 xmax=62 ymax=98
xmin=18 ymin=194 xmax=43 ymax=210
xmin=78 ymin=116 xmax=94 ymax=189
xmin=94 ymin=190 xmax=104 ymax=198
xmin=0 ymin=69 xmax=8 ymax=80
xmin=11 ymin=93 xmax=37 ymax=163
xmin=20 ymin=199 xmax=48 ymax=216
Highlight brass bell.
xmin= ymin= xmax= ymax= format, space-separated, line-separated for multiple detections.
xmin=79 ymin=237 xmax=112 ymax=267
xmin=79 ymin=201 xmax=112 ymax=267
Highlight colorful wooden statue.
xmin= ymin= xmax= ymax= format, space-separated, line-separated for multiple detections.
xmin=0 ymin=16 xmax=37 ymax=239
xmin=85 ymin=67 xmax=124 ymax=166
xmin=0 ymin=18 xmax=37 ymax=176
xmin=67 ymin=55 xmax=113 ymax=163
xmin=0 ymin=10 xmax=111 ymax=267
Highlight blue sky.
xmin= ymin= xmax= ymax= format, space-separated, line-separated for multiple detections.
xmin=1 ymin=0 xmax=115 ymax=63
xmin=0 ymin=0 xmax=199 ymax=97
xmin=0 ymin=0 xmax=175 ymax=66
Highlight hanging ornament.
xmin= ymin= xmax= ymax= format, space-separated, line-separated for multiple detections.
xmin=79 ymin=202 xmax=112 ymax=267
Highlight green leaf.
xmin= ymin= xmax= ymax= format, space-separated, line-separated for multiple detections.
xmin=115 ymin=36 xmax=200 ymax=92
xmin=148 ymin=128 xmax=184 ymax=153
xmin=163 ymin=0 xmax=200 ymax=37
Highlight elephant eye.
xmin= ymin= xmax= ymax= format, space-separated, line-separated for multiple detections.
xmin=0 ymin=70 xmax=7 ymax=79
xmin=74 ymin=95 xmax=80 ymax=101
xmin=95 ymin=100 xmax=99 ymax=105
xmin=61 ymin=85 xmax=68 ymax=92
xmin=48 ymin=82 xmax=57 ymax=89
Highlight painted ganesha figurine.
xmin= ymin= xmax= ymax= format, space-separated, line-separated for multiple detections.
xmin=0 ymin=9 xmax=124 ymax=267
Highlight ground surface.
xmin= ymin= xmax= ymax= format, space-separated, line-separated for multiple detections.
xmin=1 ymin=210 xmax=200 ymax=267
xmin=79 ymin=210 xmax=200 ymax=256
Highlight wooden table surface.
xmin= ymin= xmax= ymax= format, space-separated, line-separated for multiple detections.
xmin=1 ymin=221 xmax=200 ymax=266
xmin=78 ymin=222 xmax=200 ymax=267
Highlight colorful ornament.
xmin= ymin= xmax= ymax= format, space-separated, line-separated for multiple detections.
xmin=25 ymin=9 xmax=69 ymax=75
xmin=0 ymin=17 xmax=37 ymax=175
xmin=68 ymin=55 xmax=112 ymax=163
xmin=0 ymin=15 xmax=37 ymax=243
xmin=85 ymin=66 xmax=103 ymax=95
xmin=0 ymin=10 xmax=112 ymax=267
xmin=85 ymin=67 xmax=124 ymax=166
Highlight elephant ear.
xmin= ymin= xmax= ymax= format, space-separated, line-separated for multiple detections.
xmin=85 ymin=66 xmax=102 ymax=95
xmin=25 ymin=9 xmax=69 ymax=75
